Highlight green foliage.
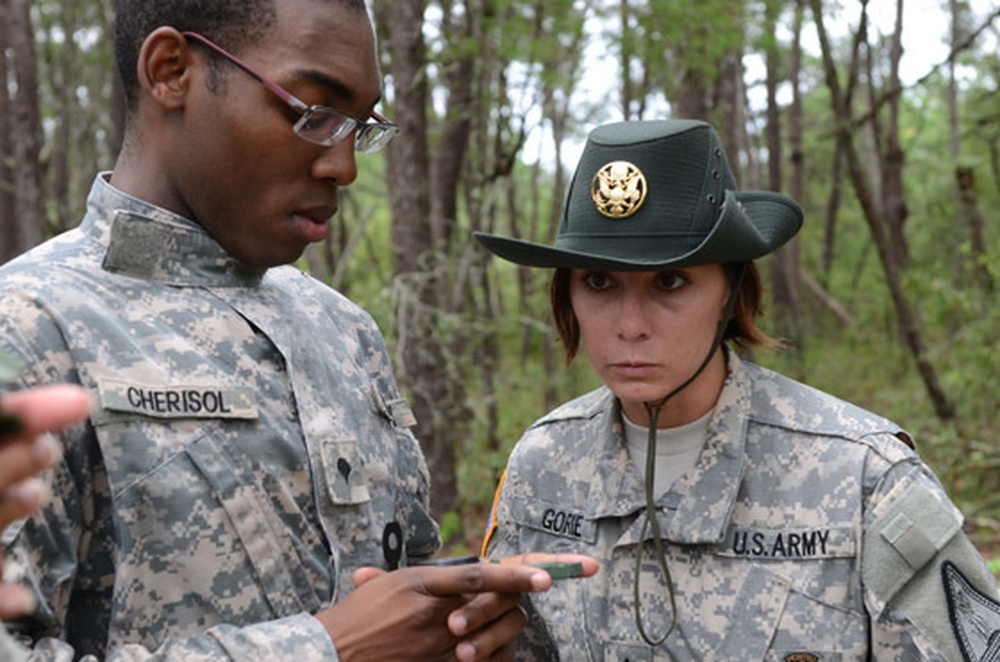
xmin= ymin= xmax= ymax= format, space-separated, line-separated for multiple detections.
xmin=436 ymin=510 xmax=464 ymax=549
xmin=766 ymin=60 xmax=1000 ymax=526
xmin=31 ymin=0 xmax=120 ymax=229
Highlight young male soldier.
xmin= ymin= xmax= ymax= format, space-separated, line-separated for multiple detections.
xmin=0 ymin=0 xmax=594 ymax=658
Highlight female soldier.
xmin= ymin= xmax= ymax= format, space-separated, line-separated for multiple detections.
xmin=476 ymin=119 xmax=1000 ymax=660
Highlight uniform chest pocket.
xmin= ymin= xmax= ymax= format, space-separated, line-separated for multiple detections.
xmin=696 ymin=560 xmax=865 ymax=661
xmin=763 ymin=587 xmax=867 ymax=661
xmin=601 ymin=544 xmax=866 ymax=661
xmin=602 ymin=558 xmax=793 ymax=659
xmin=106 ymin=423 xmax=326 ymax=650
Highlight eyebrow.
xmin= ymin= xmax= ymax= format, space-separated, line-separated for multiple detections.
xmin=296 ymin=69 xmax=383 ymax=114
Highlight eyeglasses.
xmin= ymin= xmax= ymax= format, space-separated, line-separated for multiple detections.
xmin=181 ymin=31 xmax=398 ymax=153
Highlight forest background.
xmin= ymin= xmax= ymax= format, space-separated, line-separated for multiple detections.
xmin=1 ymin=0 xmax=998 ymax=570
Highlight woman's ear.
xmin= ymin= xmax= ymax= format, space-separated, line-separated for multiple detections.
xmin=719 ymin=267 xmax=735 ymax=323
xmin=136 ymin=27 xmax=195 ymax=111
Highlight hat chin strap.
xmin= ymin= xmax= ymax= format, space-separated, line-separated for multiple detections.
xmin=632 ymin=262 xmax=748 ymax=647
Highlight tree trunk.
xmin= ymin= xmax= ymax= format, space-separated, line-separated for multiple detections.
xmin=801 ymin=269 xmax=854 ymax=329
xmin=0 ymin=0 xmax=16 ymax=262
xmin=674 ymin=72 xmax=709 ymax=120
xmin=102 ymin=0 xmax=126 ymax=158
xmin=8 ymin=0 xmax=46 ymax=251
xmin=714 ymin=48 xmax=746 ymax=182
xmin=948 ymin=0 xmax=993 ymax=294
xmin=810 ymin=0 xmax=956 ymax=421
xmin=820 ymin=0 xmax=865 ymax=283
xmin=374 ymin=0 xmax=460 ymax=521
xmin=44 ymin=2 xmax=81 ymax=233
xmin=619 ymin=0 xmax=635 ymax=119
xmin=955 ymin=167 xmax=994 ymax=293
xmin=433 ymin=0 xmax=475 ymax=255
xmin=820 ymin=141 xmax=844 ymax=282
xmin=765 ymin=0 xmax=802 ymax=349
xmin=787 ymin=0 xmax=806 ymax=337
xmin=882 ymin=0 xmax=909 ymax=271
xmin=948 ymin=0 xmax=964 ymax=287
xmin=788 ymin=0 xmax=805 ymax=208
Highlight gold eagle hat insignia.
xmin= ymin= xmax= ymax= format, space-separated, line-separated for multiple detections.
xmin=591 ymin=160 xmax=648 ymax=219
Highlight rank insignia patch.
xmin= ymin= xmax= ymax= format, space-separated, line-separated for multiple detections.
xmin=591 ymin=160 xmax=647 ymax=219
xmin=942 ymin=560 xmax=1000 ymax=661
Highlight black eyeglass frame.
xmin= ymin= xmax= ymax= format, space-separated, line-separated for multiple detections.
xmin=181 ymin=30 xmax=398 ymax=153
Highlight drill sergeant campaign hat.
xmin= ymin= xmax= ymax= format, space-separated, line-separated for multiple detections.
xmin=474 ymin=118 xmax=803 ymax=269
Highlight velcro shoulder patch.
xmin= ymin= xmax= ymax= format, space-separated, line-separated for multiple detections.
xmin=864 ymin=481 xmax=961 ymax=607
xmin=880 ymin=484 xmax=960 ymax=570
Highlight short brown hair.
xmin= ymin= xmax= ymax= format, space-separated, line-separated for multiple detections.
xmin=114 ymin=0 xmax=367 ymax=116
xmin=549 ymin=262 xmax=777 ymax=364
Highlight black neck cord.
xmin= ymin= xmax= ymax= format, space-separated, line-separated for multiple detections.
xmin=632 ymin=263 xmax=748 ymax=646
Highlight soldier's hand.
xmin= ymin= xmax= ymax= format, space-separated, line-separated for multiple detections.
xmin=447 ymin=553 xmax=599 ymax=661
xmin=331 ymin=553 xmax=597 ymax=661
xmin=316 ymin=554 xmax=589 ymax=661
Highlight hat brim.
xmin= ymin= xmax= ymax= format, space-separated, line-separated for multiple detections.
xmin=475 ymin=190 xmax=803 ymax=271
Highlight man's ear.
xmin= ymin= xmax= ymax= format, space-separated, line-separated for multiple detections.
xmin=136 ymin=27 xmax=196 ymax=111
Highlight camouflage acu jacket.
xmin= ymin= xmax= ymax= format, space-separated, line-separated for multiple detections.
xmin=0 ymin=175 xmax=439 ymax=660
xmin=485 ymin=352 xmax=1000 ymax=661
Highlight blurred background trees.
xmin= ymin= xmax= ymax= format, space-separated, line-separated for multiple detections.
xmin=2 ymin=0 xmax=998 ymax=558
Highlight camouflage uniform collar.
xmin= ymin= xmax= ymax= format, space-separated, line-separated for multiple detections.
xmin=655 ymin=350 xmax=749 ymax=544
xmin=592 ymin=350 xmax=749 ymax=545
xmin=86 ymin=174 xmax=266 ymax=287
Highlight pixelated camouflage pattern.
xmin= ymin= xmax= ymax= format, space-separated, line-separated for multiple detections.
xmin=0 ymin=623 xmax=28 ymax=662
xmin=487 ymin=350 xmax=999 ymax=660
xmin=0 ymin=175 xmax=439 ymax=660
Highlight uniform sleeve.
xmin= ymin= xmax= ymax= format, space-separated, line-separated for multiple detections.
xmin=862 ymin=453 xmax=1000 ymax=660
xmin=14 ymin=614 xmax=339 ymax=662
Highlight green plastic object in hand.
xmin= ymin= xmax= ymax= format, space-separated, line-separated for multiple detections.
xmin=487 ymin=558 xmax=586 ymax=580
xmin=530 ymin=562 xmax=585 ymax=580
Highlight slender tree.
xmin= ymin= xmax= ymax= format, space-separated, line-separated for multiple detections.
xmin=948 ymin=0 xmax=993 ymax=293
xmin=373 ymin=0 xmax=464 ymax=521
xmin=882 ymin=0 xmax=909 ymax=270
xmin=763 ymin=0 xmax=803 ymax=348
xmin=8 ymin=0 xmax=46 ymax=251
xmin=0 ymin=0 xmax=15 ymax=262
xmin=810 ymin=0 xmax=956 ymax=421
